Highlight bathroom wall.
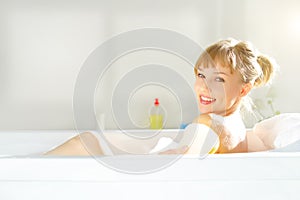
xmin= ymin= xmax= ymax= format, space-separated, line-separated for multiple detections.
xmin=0 ymin=0 xmax=299 ymax=130
xmin=226 ymin=0 xmax=300 ymax=126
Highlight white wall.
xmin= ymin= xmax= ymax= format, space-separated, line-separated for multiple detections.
xmin=0 ymin=0 xmax=299 ymax=130
xmin=218 ymin=0 xmax=300 ymax=125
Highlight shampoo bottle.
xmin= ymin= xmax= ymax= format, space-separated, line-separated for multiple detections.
xmin=150 ymin=98 xmax=163 ymax=129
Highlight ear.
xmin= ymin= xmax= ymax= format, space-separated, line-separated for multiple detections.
xmin=240 ymin=83 xmax=252 ymax=97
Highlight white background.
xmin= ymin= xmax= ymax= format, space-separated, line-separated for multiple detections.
xmin=0 ymin=0 xmax=299 ymax=129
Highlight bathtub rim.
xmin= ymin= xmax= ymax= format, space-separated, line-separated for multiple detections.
xmin=1 ymin=152 xmax=300 ymax=182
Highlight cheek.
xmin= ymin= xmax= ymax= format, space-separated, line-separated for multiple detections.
xmin=225 ymin=86 xmax=242 ymax=100
xmin=211 ymin=84 xmax=226 ymax=96
xmin=194 ymin=82 xmax=198 ymax=93
xmin=194 ymin=80 xmax=198 ymax=88
xmin=194 ymin=79 xmax=202 ymax=91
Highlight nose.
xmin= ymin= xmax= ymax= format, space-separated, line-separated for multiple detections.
xmin=195 ymin=78 xmax=211 ymax=93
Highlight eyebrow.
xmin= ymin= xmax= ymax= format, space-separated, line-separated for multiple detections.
xmin=197 ymin=68 xmax=230 ymax=76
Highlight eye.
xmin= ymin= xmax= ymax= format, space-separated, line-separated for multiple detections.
xmin=197 ymin=73 xmax=205 ymax=79
xmin=215 ymin=77 xmax=225 ymax=82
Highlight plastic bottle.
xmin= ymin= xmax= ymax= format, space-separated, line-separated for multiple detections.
xmin=150 ymin=98 xmax=163 ymax=129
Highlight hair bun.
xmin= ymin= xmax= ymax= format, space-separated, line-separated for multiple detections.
xmin=254 ymin=55 xmax=278 ymax=87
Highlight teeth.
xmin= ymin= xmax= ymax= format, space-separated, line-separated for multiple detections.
xmin=200 ymin=95 xmax=215 ymax=102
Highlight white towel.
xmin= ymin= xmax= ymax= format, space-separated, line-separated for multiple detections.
xmin=252 ymin=113 xmax=300 ymax=149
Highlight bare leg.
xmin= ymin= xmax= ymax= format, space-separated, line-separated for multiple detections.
xmin=44 ymin=132 xmax=104 ymax=156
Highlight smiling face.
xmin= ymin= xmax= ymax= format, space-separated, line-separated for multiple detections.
xmin=194 ymin=63 xmax=247 ymax=116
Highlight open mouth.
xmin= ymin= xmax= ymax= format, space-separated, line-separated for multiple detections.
xmin=200 ymin=95 xmax=216 ymax=105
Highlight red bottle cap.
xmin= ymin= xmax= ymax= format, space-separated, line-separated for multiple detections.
xmin=154 ymin=98 xmax=159 ymax=106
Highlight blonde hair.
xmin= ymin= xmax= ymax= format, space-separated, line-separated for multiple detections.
xmin=194 ymin=38 xmax=278 ymax=87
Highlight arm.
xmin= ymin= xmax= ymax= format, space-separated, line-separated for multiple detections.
xmin=193 ymin=114 xmax=247 ymax=153
xmin=160 ymin=114 xmax=218 ymax=155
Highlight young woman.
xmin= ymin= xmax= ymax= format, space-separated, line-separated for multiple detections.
xmin=45 ymin=38 xmax=278 ymax=156
xmin=191 ymin=38 xmax=276 ymax=153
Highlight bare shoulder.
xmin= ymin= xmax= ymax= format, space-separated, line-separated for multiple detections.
xmin=193 ymin=114 xmax=212 ymax=127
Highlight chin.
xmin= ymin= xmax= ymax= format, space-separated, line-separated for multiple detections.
xmin=198 ymin=108 xmax=213 ymax=114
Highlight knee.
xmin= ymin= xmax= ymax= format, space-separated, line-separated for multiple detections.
xmin=44 ymin=132 xmax=95 ymax=156
xmin=66 ymin=132 xmax=95 ymax=148
xmin=76 ymin=132 xmax=103 ymax=155
xmin=66 ymin=133 xmax=90 ymax=152
xmin=78 ymin=132 xmax=98 ymax=142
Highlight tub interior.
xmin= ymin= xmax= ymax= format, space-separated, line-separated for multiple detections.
xmin=1 ymin=129 xmax=299 ymax=157
xmin=0 ymin=129 xmax=186 ymax=156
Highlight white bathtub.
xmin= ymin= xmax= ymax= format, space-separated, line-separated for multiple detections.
xmin=0 ymin=130 xmax=300 ymax=200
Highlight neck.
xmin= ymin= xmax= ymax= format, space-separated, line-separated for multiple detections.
xmin=215 ymin=101 xmax=241 ymax=117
